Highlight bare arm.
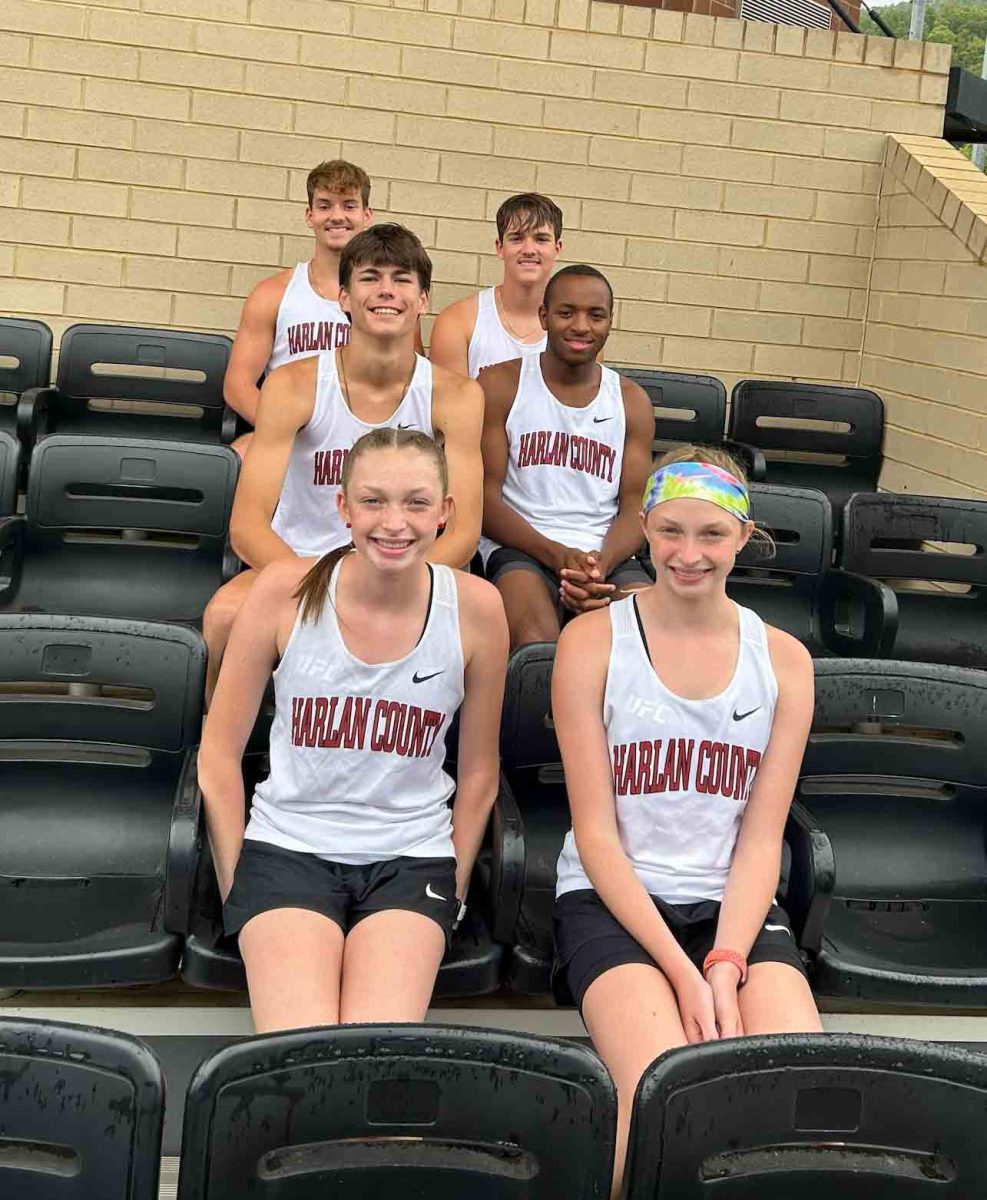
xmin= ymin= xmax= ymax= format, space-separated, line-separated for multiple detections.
xmin=428 ymin=296 xmax=474 ymax=377
xmin=428 ymin=368 xmax=484 ymax=568
xmin=223 ymin=275 xmax=286 ymax=425
xmin=597 ymin=378 xmax=653 ymax=578
xmin=228 ymin=359 xmax=316 ymax=569
xmin=713 ymin=632 xmax=815 ymax=960
xmin=450 ymin=576 xmax=509 ymax=900
xmin=197 ymin=562 xmax=302 ymax=898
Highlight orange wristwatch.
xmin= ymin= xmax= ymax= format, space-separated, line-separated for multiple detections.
xmin=702 ymin=949 xmax=748 ymax=985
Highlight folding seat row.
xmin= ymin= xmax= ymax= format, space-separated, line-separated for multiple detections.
xmin=622 ymin=368 xmax=885 ymax=529
xmin=2 ymin=317 xmax=234 ymax=449
xmin=728 ymin=485 xmax=987 ymax=667
xmin=2 ymin=617 xmax=986 ymax=998
xmin=496 ymin=646 xmax=987 ymax=1009
xmin=4 ymin=1016 xmax=987 ymax=1198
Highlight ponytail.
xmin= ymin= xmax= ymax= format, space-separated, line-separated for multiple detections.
xmin=293 ymin=543 xmax=352 ymax=625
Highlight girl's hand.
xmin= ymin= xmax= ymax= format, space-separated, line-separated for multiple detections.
xmin=671 ymin=966 xmax=719 ymax=1043
xmin=706 ymin=960 xmax=744 ymax=1039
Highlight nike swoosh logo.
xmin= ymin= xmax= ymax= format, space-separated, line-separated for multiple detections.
xmin=592 ymin=416 xmax=613 ymax=424
xmin=732 ymin=707 xmax=761 ymax=721
xmin=398 ymin=423 xmax=414 ymax=429
xmin=764 ymin=923 xmax=792 ymax=937
xmin=412 ymin=670 xmax=443 ymax=684
xmin=425 ymin=883 xmax=447 ymax=901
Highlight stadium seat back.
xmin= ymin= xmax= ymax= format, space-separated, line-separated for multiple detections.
xmin=735 ymin=484 xmax=831 ymax=577
xmin=793 ymin=661 xmax=987 ymax=1004
xmin=178 ymin=1025 xmax=616 ymax=1199
xmin=0 ymin=613 xmax=204 ymax=753
xmin=0 ymin=317 xmax=52 ymax=434
xmin=0 ymin=429 xmax=19 ymax=515
xmin=727 ymin=486 xmax=833 ymax=653
xmin=805 ymin=658 xmax=987 ymax=786
xmin=0 ymin=1017 xmax=163 ymax=1199
xmin=730 ymin=380 xmax=884 ymax=460
xmin=42 ymin=324 xmax=232 ymax=441
xmin=620 ymin=368 xmax=727 ymax=446
xmin=625 ymin=1034 xmax=987 ymax=1198
xmin=27 ymin=435 xmax=237 ymax=542
xmin=501 ymin=643 xmax=559 ymax=781
xmin=841 ymin=493 xmax=987 ymax=588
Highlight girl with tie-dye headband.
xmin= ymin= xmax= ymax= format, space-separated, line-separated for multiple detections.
xmin=552 ymin=444 xmax=819 ymax=1198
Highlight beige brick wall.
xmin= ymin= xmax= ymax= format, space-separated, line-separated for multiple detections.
xmin=860 ymin=136 xmax=987 ymax=502
xmin=0 ymin=0 xmax=952 ymax=398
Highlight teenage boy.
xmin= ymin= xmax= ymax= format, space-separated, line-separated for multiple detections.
xmin=429 ymin=193 xmax=563 ymax=378
xmin=203 ymin=224 xmax=484 ymax=698
xmin=223 ymin=160 xmax=374 ymax=428
xmin=479 ymin=264 xmax=654 ymax=652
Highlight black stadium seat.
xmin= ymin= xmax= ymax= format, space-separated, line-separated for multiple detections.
xmin=625 ymin=1033 xmax=987 ymax=1198
xmin=0 ymin=1017 xmax=164 ymax=1199
xmin=0 ymin=435 xmax=239 ymax=624
xmin=838 ymin=492 xmax=987 ymax=668
xmin=18 ymin=323 xmax=235 ymax=446
xmin=0 ymin=316 xmax=52 ymax=439
xmin=0 ymin=429 xmax=19 ymax=516
xmin=792 ymin=658 xmax=987 ymax=1007
xmin=494 ymin=642 xmax=564 ymax=994
xmin=728 ymin=379 xmax=884 ymax=526
xmin=0 ymin=614 xmax=205 ymax=988
xmin=177 ymin=1024 xmax=616 ymax=1199
xmin=727 ymin=484 xmax=896 ymax=656
xmin=179 ymin=706 xmax=505 ymax=999
xmin=619 ymin=367 xmax=765 ymax=479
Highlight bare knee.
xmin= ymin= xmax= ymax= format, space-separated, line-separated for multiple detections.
xmin=203 ymin=580 xmax=249 ymax=648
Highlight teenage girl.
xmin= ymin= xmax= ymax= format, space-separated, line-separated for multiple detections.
xmin=552 ymin=447 xmax=822 ymax=1196
xmin=199 ymin=427 xmax=508 ymax=1033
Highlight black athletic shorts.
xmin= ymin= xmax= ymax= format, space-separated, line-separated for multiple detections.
xmin=485 ymin=546 xmax=651 ymax=596
xmin=223 ymin=839 xmax=460 ymax=948
xmin=553 ymin=888 xmax=806 ymax=1011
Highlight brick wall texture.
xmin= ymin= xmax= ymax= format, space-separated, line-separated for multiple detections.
xmin=1 ymin=0 xmax=983 ymax=498
xmin=861 ymin=136 xmax=987 ymax=501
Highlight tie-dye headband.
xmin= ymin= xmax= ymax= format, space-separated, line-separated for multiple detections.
xmin=642 ymin=460 xmax=750 ymax=523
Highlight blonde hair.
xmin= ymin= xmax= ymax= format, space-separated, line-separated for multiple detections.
xmin=293 ymin=428 xmax=449 ymax=624
xmin=651 ymin=443 xmax=774 ymax=557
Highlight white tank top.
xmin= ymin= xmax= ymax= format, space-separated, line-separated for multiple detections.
xmin=268 ymin=262 xmax=351 ymax=373
xmin=466 ymin=287 xmax=546 ymax=379
xmin=245 ymin=562 xmax=465 ymax=863
xmin=556 ymin=597 xmax=778 ymax=904
xmin=271 ymin=351 xmax=434 ymax=558
xmin=480 ymin=355 xmax=626 ymax=563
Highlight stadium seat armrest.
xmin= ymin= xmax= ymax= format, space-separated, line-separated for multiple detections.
xmin=818 ymin=568 xmax=898 ymax=657
xmin=723 ymin=439 xmax=766 ymax=483
xmin=783 ymin=799 xmax=834 ymax=953
xmin=222 ymin=545 xmax=243 ymax=583
xmin=221 ymin=404 xmax=239 ymax=445
xmin=0 ymin=516 xmax=24 ymax=600
xmin=16 ymin=385 xmax=54 ymax=448
xmin=165 ymin=746 xmax=203 ymax=934
xmin=488 ymin=772 xmax=525 ymax=945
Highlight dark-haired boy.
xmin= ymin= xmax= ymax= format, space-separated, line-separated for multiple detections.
xmin=429 ymin=192 xmax=563 ymax=378
xmin=479 ymin=265 xmax=654 ymax=651
xmin=203 ymin=225 xmax=484 ymax=697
